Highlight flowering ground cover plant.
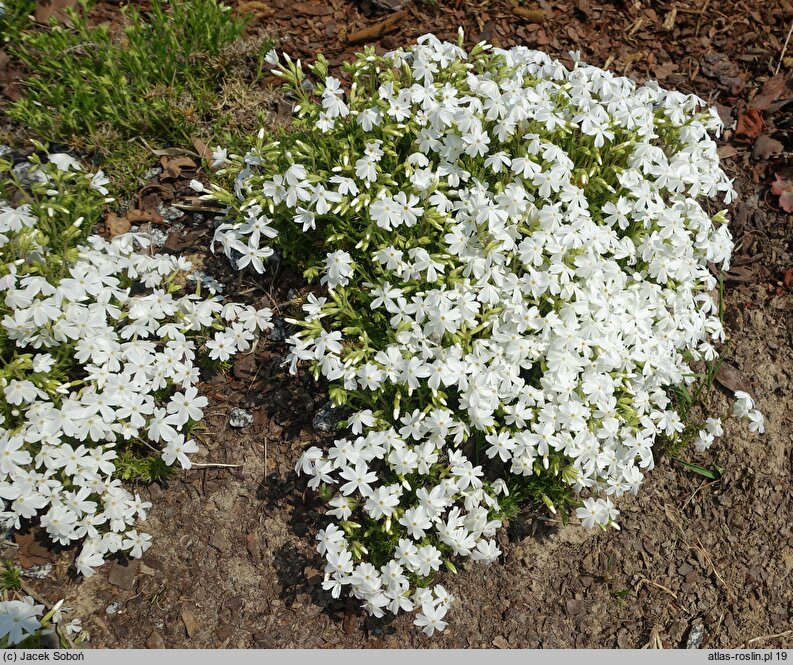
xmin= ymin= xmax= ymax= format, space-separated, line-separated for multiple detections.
xmin=0 ymin=149 xmax=272 ymax=584
xmin=208 ymin=31 xmax=768 ymax=635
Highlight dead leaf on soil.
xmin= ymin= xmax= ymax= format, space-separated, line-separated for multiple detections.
xmin=35 ymin=0 xmax=77 ymax=24
xmin=235 ymin=0 xmax=274 ymax=19
xmin=714 ymin=362 xmax=750 ymax=394
xmin=105 ymin=212 xmax=131 ymax=238
xmin=160 ymin=155 xmax=197 ymax=181
xmin=771 ymin=172 xmax=793 ymax=213
xmin=126 ymin=208 xmax=164 ymax=224
xmin=181 ymin=607 xmax=198 ymax=638
xmin=514 ymin=7 xmax=550 ymax=21
xmin=734 ymin=108 xmax=765 ymax=143
xmin=751 ymin=135 xmax=784 ymax=161
xmin=191 ymin=136 xmax=213 ymax=165
xmin=14 ymin=531 xmax=53 ymax=568
xmin=783 ymin=267 xmax=793 ymax=290
xmin=347 ymin=10 xmax=406 ymax=44
xmin=717 ymin=145 xmax=739 ymax=160
xmin=163 ymin=228 xmax=205 ymax=252
xmin=292 ymin=1 xmax=333 ymax=15
xmin=749 ymin=73 xmax=793 ymax=112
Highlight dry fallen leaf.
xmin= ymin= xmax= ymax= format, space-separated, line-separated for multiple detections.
xmin=715 ymin=362 xmax=750 ymax=394
xmin=35 ymin=0 xmax=78 ymax=23
xmin=749 ymin=73 xmax=793 ymax=112
xmin=734 ymin=109 xmax=765 ymax=143
xmin=771 ymin=172 xmax=793 ymax=213
xmin=181 ymin=607 xmax=198 ymax=638
xmin=126 ymin=208 xmax=163 ymax=224
xmin=160 ymin=155 xmax=197 ymax=180
xmin=292 ymin=1 xmax=333 ymax=15
xmin=15 ymin=531 xmax=53 ymax=567
xmin=191 ymin=136 xmax=213 ymax=164
xmin=751 ymin=134 xmax=784 ymax=161
xmin=105 ymin=212 xmax=131 ymax=239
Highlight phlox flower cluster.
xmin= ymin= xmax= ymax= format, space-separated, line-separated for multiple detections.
xmin=0 ymin=596 xmax=44 ymax=646
xmin=0 ymin=157 xmax=272 ymax=579
xmin=211 ymin=33 xmax=764 ymax=634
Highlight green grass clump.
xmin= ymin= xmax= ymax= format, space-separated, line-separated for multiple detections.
xmin=8 ymin=0 xmax=270 ymax=191
xmin=0 ymin=0 xmax=35 ymax=43
xmin=0 ymin=562 xmax=21 ymax=591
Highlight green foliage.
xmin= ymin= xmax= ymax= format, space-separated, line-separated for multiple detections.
xmin=0 ymin=562 xmax=21 ymax=591
xmin=8 ymin=0 xmax=270 ymax=192
xmin=115 ymin=448 xmax=176 ymax=484
xmin=0 ymin=0 xmax=36 ymax=42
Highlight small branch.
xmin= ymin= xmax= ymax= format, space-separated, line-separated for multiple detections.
xmin=694 ymin=0 xmax=711 ymax=37
xmin=189 ymin=462 xmax=242 ymax=469
xmin=745 ymin=628 xmax=793 ymax=647
xmin=776 ymin=22 xmax=793 ymax=76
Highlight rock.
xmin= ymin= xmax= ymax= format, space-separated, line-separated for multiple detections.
xmin=312 ymin=401 xmax=352 ymax=433
xmin=108 ymin=560 xmax=140 ymax=591
xmin=209 ymin=532 xmax=228 ymax=552
xmin=12 ymin=161 xmax=45 ymax=188
xmin=677 ymin=562 xmax=694 ymax=576
xmin=492 ymin=635 xmax=510 ymax=648
xmin=142 ymin=166 xmax=162 ymax=181
xmin=20 ymin=563 xmax=53 ymax=580
xmin=105 ymin=601 xmax=122 ymax=615
xmin=156 ymin=203 xmax=185 ymax=222
xmin=268 ymin=318 xmax=288 ymax=343
xmin=146 ymin=631 xmax=165 ymax=649
xmin=229 ymin=407 xmax=253 ymax=429
xmin=565 ymin=599 xmax=584 ymax=616
xmin=181 ymin=607 xmax=198 ymax=638
xmin=686 ymin=620 xmax=705 ymax=648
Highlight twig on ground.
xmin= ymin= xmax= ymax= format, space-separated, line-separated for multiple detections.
xmin=189 ymin=462 xmax=243 ymax=469
xmin=695 ymin=537 xmax=733 ymax=600
xmin=776 ymin=22 xmax=793 ymax=75
xmin=680 ymin=479 xmax=719 ymax=511
xmin=694 ymin=0 xmax=711 ymax=37
xmin=637 ymin=576 xmax=678 ymax=599
xmin=744 ymin=629 xmax=793 ymax=647
xmin=263 ymin=436 xmax=269 ymax=485
xmin=641 ymin=624 xmax=665 ymax=649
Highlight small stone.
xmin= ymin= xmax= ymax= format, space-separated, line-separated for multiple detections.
xmin=229 ymin=407 xmax=253 ymax=429
xmin=565 ymin=599 xmax=584 ymax=615
xmin=108 ymin=560 xmax=140 ymax=590
xmin=312 ymin=401 xmax=352 ymax=433
xmin=133 ymin=226 xmax=169 ymax=248
xmin=105 ymin=601 xmax=122 ymax=615
xmin=146 ymin=631 xmax=165 ymax=649
xmin=142 ymin=166 xmax=162 ymax=180
xmin=677 ymin=562 xmax=694 ymax=576
xmin=20 ymin=563 xmax=53 ymax=580
xmin=492 ymin=635 xmax=510 ymax=648
xmin=209 ymin=532 xmax=227 ymax=552
xmin=12 ymin=161 xmax=43 ymax=188
xmin=181 ymin=607 xmax=198 ymax=638
xmin=268 ymin=318 xmax=288 ymax=343
xmin=156 ymin=204 xmax=185 ymax=222
xmin=686 ymin=620 xmax=705 ymax=649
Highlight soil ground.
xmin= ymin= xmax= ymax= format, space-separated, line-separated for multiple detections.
xmin=3 ymin=0 xmax=793 ymax=649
